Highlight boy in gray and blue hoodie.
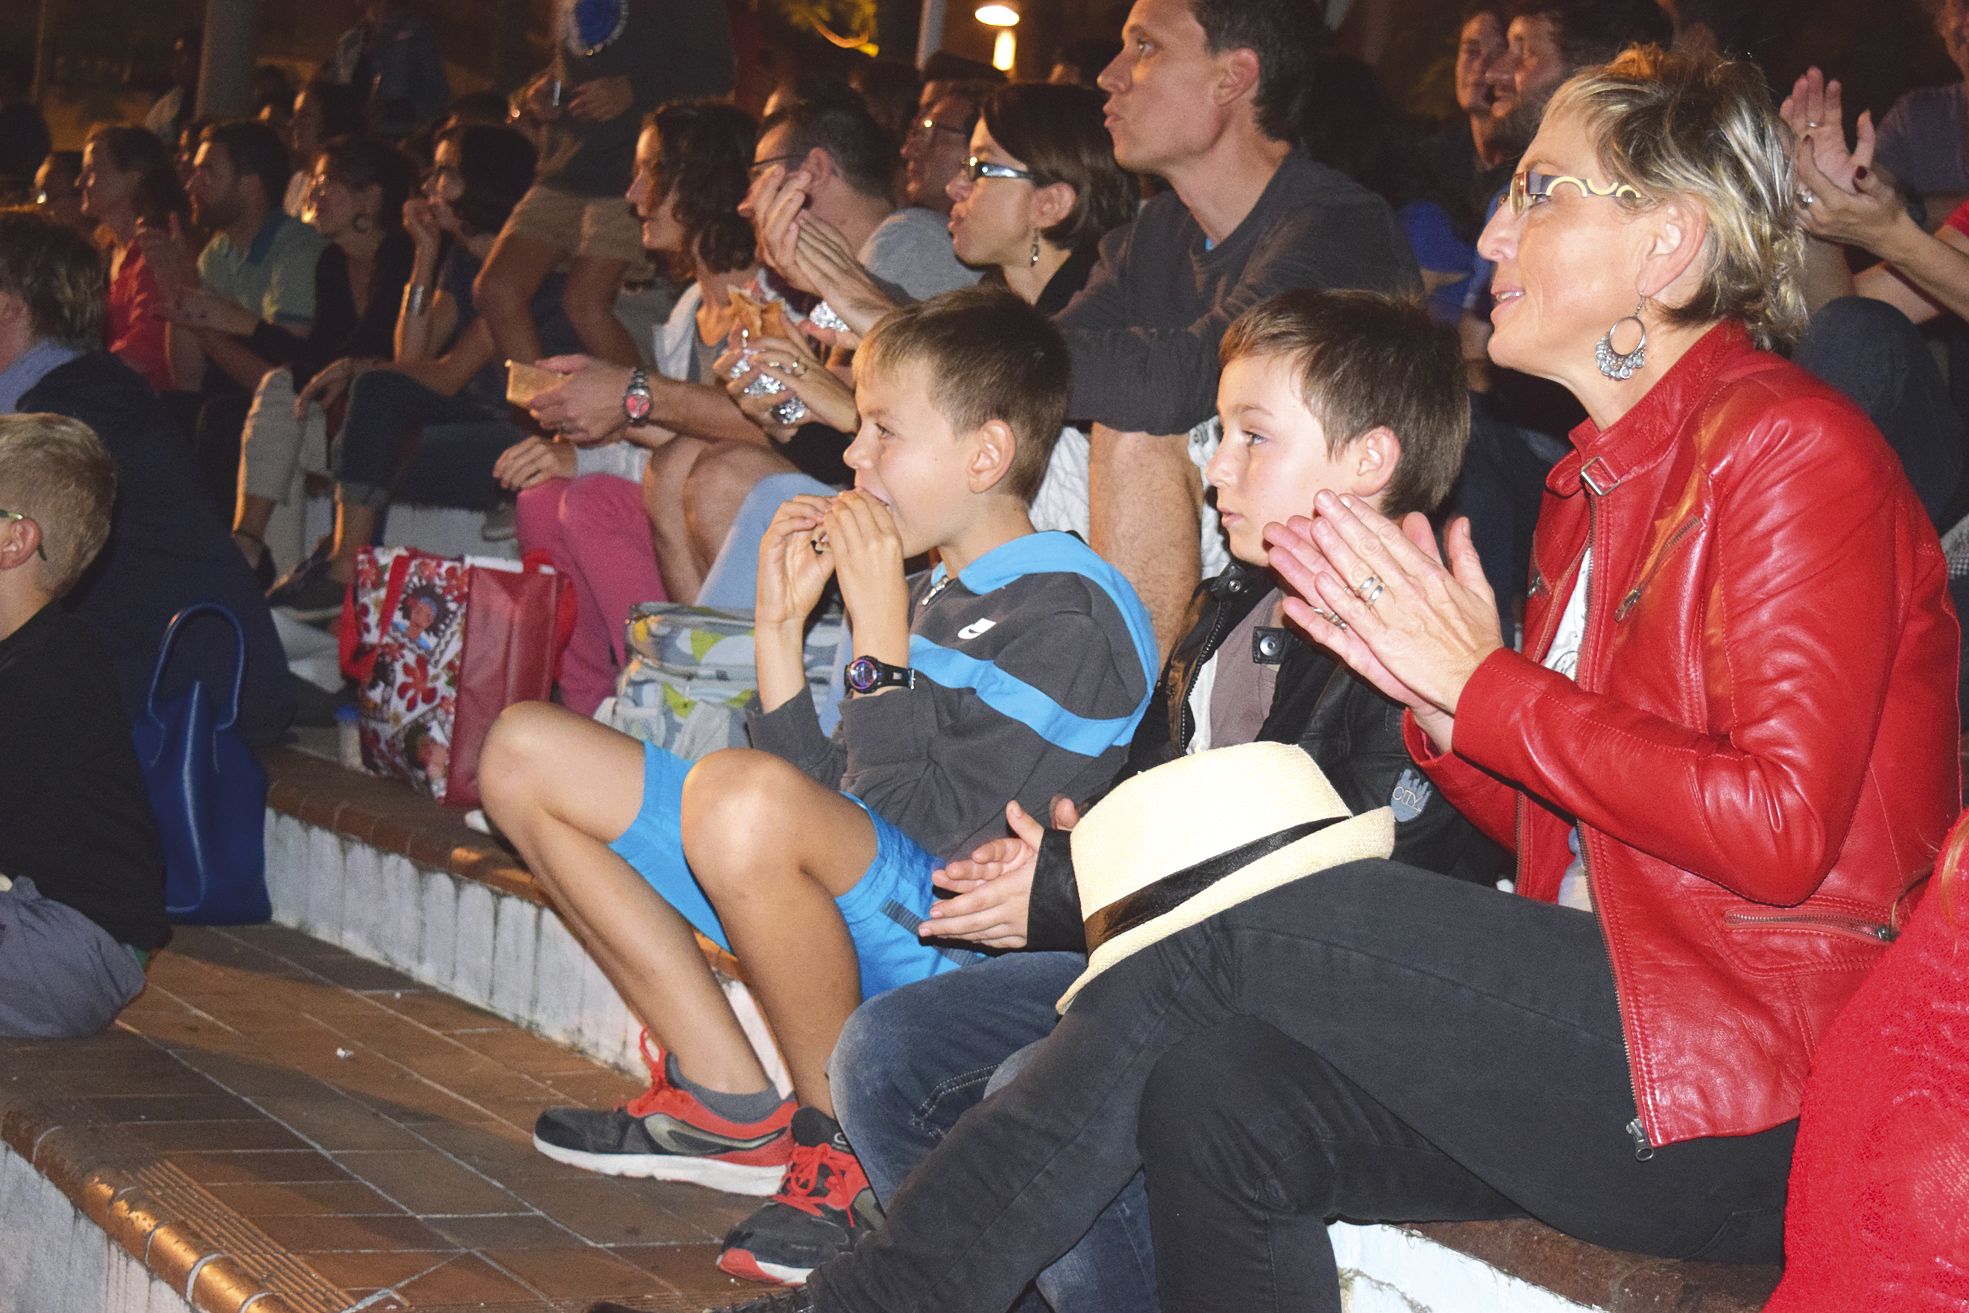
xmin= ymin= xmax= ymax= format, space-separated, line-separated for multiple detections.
xmin=477 ymin=286 xmax=1156 ymax=1287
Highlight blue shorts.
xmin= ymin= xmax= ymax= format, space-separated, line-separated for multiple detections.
xmin=606 ymin=740 xmax=981 ymax=1000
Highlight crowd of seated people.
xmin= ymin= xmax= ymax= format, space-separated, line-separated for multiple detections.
xmin=7 ymin=0 xmax=1969 ymax=1308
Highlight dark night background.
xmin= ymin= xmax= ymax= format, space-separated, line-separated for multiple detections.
xmin=1 ymin=0 xmax=1956 ymax=144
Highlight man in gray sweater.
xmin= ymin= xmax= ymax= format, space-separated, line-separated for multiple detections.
xmin=1058 ymin=0 xmax=1420 ymax=655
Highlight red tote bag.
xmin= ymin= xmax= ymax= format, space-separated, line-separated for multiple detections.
xmin=340 ymin=547 xmax=577 ymax=807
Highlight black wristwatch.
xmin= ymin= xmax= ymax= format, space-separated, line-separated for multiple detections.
xmin=622 ymin=368 xmax=653 ymax=424
xmin=843 ymin=654 xmax=914 ymax=695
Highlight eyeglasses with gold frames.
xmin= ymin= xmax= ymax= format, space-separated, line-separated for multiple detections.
xmin=1507 ymin=170 xmax=1642 ymax=218
xmin=0 ymin=509 xmax=47 ymax=560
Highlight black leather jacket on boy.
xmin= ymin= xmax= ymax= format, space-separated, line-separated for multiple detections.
xmin=1024 ymin=561 xmax=1498 ymax=951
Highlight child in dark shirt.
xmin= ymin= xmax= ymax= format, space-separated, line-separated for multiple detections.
xmin=478 ymin=287 xmax=1156 ymax=1285
xmin=0 ymin=413 xmax=169 ymax=1039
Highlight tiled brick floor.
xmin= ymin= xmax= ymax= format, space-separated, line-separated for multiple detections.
xmin=3 ymin=923 xmax=770 ymax=1312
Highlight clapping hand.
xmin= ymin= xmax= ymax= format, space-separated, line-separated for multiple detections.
xmin=922 ymin=797 xmax=1081 ymax=949
xmin=1780 ymin=68 xmax=1874 ymax=195
xmin=1266 ymin=494 xmax=1502 ymax=751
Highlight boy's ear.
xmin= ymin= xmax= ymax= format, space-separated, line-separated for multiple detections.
xmin=0 ymin=515 xmax=43 ymax=575
xmin=966 ymin=418 xmax=1018 ymax=495
xmin=1349 ymin=426 xmax=1402 ymax=503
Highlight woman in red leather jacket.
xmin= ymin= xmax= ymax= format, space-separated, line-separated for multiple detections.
xmin=691 ymin=47 xmax=1961 ymax=1313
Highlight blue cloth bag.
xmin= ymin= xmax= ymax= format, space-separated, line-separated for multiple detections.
xmin=131 ymin=604 xmax=270 ymax=924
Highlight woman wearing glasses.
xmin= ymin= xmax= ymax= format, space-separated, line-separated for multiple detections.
xmin=698 ymin=48 xmax=1959 ymax=1313
xmin=724 ymin=81 xmax=1136 ymax=540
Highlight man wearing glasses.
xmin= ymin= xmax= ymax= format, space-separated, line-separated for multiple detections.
xmin=900 ymin=84 xmax=990 ymax=216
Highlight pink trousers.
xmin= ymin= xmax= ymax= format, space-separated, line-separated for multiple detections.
xmin=517 ymin=474 xmax=667 ymax=715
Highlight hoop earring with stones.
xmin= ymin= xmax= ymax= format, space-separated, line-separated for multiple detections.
xmin=1596 ymin=297 xmax=1648 ymax=381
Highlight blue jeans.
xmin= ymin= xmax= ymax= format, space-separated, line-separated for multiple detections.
xmin=830 ymin=951 xmax=1158 ymax=1313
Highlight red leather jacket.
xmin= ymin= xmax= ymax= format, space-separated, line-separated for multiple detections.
xmin=1407 ymin=322 xmax=1960 ymax=1149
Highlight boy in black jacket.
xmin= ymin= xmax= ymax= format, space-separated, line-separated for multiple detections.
xmin=819 ymin=290 xmax=1488 ymax=1313
xmin=0 ymin=413 xmax=169 ymax=1039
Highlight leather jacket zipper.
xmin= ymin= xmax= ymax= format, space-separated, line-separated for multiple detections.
xmin=1571 ymin=495 xmax=1651 ymax=1161
xmin=1175 ymin=581 xmax=1237 ymax=751
xmin=1723 ymin=910 xmax=1898 ymax=943
xmin=1614 ymin=515 xmax=1703 ymax=622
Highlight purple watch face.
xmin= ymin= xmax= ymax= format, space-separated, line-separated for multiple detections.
xmin=846 ymin=656 xmax=880 ymax=693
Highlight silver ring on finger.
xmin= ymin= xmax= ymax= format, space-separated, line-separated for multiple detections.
xmin=787 ymin=359 xmax=808 ymax=377
xmin=1354 ymin=575 xmax=1385 ymax=607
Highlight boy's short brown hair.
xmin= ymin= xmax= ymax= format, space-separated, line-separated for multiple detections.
xmin=1220 ymin=290 xmax=1469 ymax=518
xmin=0 ymin=413 xmax=116 ymax=597
xmin=857 ymin=286 xmax=1070 ymax=505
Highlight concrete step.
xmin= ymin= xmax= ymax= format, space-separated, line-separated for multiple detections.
xmin=0 ymin=924 xmax=770 ymax=1313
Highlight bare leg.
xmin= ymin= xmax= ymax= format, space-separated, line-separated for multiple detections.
xmin=478 ymin=703 xmax=771 ymax=1093
xmin=235 ymin=492 xmax=277 ymax=542
xmin=681 ymin=442 xmax=797 ymax=582
xmin=680 ymin=748 xmax=878 ymax=1116
xmin=643 ymin=436 xmax=711 ymax=603
xmin=562 ymin=255 xmax=640 ymax=367
xmin=473 ymin=229 xmax=562 ymax=367
xmin=324 ymin=491 xmax=379 ymax=585
xmin=1089 ymin=423 xmax=1202 ymax=661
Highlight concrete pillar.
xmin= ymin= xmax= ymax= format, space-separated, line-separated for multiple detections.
xmin=490 ymin=0 xmax=536 ymax=96
xmin=31 ymin=0 xmax=56 ymax=104
xmin=916 ymin=0 xmax=947 ymax=67
xmin=195 ymin=0 xmax=263 ymax=120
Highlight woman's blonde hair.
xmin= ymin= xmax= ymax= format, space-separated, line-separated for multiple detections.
xmin=1546 ymin=46 xmax=1806 ymax=350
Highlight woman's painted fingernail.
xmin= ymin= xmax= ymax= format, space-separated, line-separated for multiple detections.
xmin=1855 ymin=167 xmax=1869 ymax=182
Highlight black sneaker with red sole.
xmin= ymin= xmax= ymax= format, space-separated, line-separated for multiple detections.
xmin=717 ymin=1106 xmax=883 ymax=1285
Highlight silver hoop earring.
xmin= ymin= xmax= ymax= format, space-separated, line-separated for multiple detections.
xmin=1595 ymin=298 xmax=1648 ymax=381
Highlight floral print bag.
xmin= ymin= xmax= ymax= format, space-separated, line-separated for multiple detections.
xmin=339 ymin=547 xmax=576 ymax=805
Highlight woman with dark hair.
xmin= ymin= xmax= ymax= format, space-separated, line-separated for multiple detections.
xmin=227 ymin=133 xmax=417 ymax=580
xmin=264 ymin=123 xmax=576 ymax=613
xmin=283 ymin=80 xmax=368 ymax=218
xmin=81 ymin=125 xmax=194 ymax=393
xmin=729 ymin=81 xmax=1138 ymax=540
xmin=506 ymin=99 xmax=774 ymax=708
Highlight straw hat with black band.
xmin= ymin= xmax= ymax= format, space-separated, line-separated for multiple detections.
xmin=1055 ymin=741 xmax=1396 ymax=1012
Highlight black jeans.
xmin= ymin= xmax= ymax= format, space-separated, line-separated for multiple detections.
xmin=333 ymin=369 xmax=518 ymax=511
xmin=811 ymin=862 xmax=1795 ymax=1313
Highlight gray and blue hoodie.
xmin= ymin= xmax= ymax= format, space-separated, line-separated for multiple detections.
xmin=747 ymin=531 xmax=1158 ymax=862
